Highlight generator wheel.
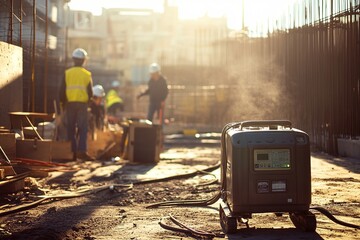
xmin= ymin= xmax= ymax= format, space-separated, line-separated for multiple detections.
xmin=220 ymin=204 xmax=237 ymax=234
xmin=290 ymin=211 xmax=317 ymax=232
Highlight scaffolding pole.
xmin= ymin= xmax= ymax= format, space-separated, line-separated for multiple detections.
xmin=44 ymin=0 xmax=48 ymax=112
xmin=31 ymin=0 xmax=36 ymax=112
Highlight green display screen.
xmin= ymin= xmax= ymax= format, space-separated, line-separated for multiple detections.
xmin=257 ymin=153 xmax=269 ymax=161
xmin=254 ymin=149 xmax=291 ymax=170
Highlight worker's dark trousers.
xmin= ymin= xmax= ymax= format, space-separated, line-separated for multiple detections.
xmin=147 ymin=102 xmax=164 ymax=123
xmin=66 ymin=102 xmax=88 ymax=153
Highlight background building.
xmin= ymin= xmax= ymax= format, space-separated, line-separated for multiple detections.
xmin=67 ymin=1 xmax=228 ymax=86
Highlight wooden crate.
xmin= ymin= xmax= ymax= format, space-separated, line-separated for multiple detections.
xmin=0 ymin=166 xmax=16 ymax=177
xmin=51 ymin=141 xmax=73 ymax=160
xmin=16 ymin=139 xmax=52 ymax=162
xmin=0 ymin=133 xmax=16 ymax=160
xmin=127 ymin=123 xmax=161 ymax=163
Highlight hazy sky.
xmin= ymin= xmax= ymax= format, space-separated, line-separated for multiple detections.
xmin=68 ymin=0 xmax=296 ymax=33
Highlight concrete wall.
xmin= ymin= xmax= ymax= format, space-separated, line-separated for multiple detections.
xmin=337 ymin=138 xmax=360 ymax=160
xmin=0 ymin=42 xmax=23 ymax=128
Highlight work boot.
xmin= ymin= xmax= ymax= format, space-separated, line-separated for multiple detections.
xmin=76 ymin=152 xmax=95 ymax=161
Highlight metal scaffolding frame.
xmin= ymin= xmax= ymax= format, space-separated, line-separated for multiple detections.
xmin=0 ymin=0 xmax=66 ymax=113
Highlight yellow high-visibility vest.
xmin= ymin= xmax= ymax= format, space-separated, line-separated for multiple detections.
xmin=65 ymin=67 xmax=92 ymax=103
xmin=106 ymin=89 xmax=123 ymax=109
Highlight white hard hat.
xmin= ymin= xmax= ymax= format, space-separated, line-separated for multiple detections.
xmin=92 ymin=85 xmax=105 ymax=97
xmin=111 ymin=81 xmax=120 ymax=88
xmin=72 ymin=48 xmax=88 ymax=59
xmin=149 ymin=63 xmax=161 ymax=73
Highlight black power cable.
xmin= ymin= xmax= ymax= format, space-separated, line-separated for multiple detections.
xmin=147 ymin=191 xmax=220 ymax=209
xmin=310 ymin=206 xmax=360 ymax=230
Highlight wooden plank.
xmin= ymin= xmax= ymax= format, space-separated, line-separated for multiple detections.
xmin=87 ymin=130 xmax=122 ymax=159
xmin=0 ymin=133 xmax=16 ymax=160
xmin=0 ymin=169 xmax=4 ymax=180
xmin=0 ymin=129 xmax=10 ymax=133
xmin=0 ymin=166 xmax=16 ymax=176
xmin=0 ymin=179 xmax=25 ymax=193
xmin=24 ymin=116 xmax=43 ymax=140
xmin=0 ymin=174 xmax=26 ymax=193
xmin=16 ymin=139 xmax=52 ymax=162
xmin=20 ymin=165 xmax=49 ymax=178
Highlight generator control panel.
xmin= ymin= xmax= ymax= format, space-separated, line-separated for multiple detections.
xmin=254 ymin=149 xmax=291 ymax=170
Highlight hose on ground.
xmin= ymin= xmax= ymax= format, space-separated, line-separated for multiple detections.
xmin=146 ymin=191 xmax=220 ymax=208
xmin=196 ymin=179 xmax=219 ymax=187
xmin=159 ymin=214 xmax=224 ymax=239
xmin=159 ymin=218 xmax=196 ymax=237
xmin=150 ymin=192 xmax=360 ymax=231
xmin=310 ymin=206 xmax=360 ymax=229
xmin=169 ymin=213 xmax=216 ymax=238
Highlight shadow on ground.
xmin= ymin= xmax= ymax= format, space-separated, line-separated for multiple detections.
xmin=312 ymin=152 xmax=360 ymax=174
xmin=228 ymin=227 xmax=324 ymax=240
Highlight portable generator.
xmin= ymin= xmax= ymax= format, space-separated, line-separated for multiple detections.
xmin=219 ymin=120 xmax=316 ymax=233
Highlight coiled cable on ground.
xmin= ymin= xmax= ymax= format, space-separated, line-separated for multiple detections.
xmin=159 ymin=214 xmax=224 ymax=239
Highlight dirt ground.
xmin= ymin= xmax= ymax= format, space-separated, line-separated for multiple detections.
xmin=0 ymin=138 xmax=359 ymax=240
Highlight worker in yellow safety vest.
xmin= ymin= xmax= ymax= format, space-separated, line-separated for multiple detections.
xmin=59 ymin=48 xmax=94 ymax=161
xmin=106 ymin=81 xmax=124 ymax=118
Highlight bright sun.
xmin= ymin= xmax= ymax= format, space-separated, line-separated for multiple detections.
xmin=68 ymin=0 xmax=295 ymax=32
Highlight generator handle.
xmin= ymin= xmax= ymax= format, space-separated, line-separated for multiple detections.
xmin=240 ymin=120 xmax=292 ymax=130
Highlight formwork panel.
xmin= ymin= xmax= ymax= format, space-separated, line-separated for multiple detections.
xmin=0 ymin=42 xmax=23 ymax=128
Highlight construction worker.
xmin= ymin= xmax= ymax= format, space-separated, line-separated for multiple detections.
xmin=106 ymin=81 xmax=124 ymax=118
xmin=137 ymin=63 xmax=168 ymax=123
xmin=59 ymin=48 xmax=94 ymax=161
xmin=90 ymin=85 xmax=106 ymax=130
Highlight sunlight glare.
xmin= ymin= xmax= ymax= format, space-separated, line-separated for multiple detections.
xmin=68 ymin=0 xmax=297 ymax=32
